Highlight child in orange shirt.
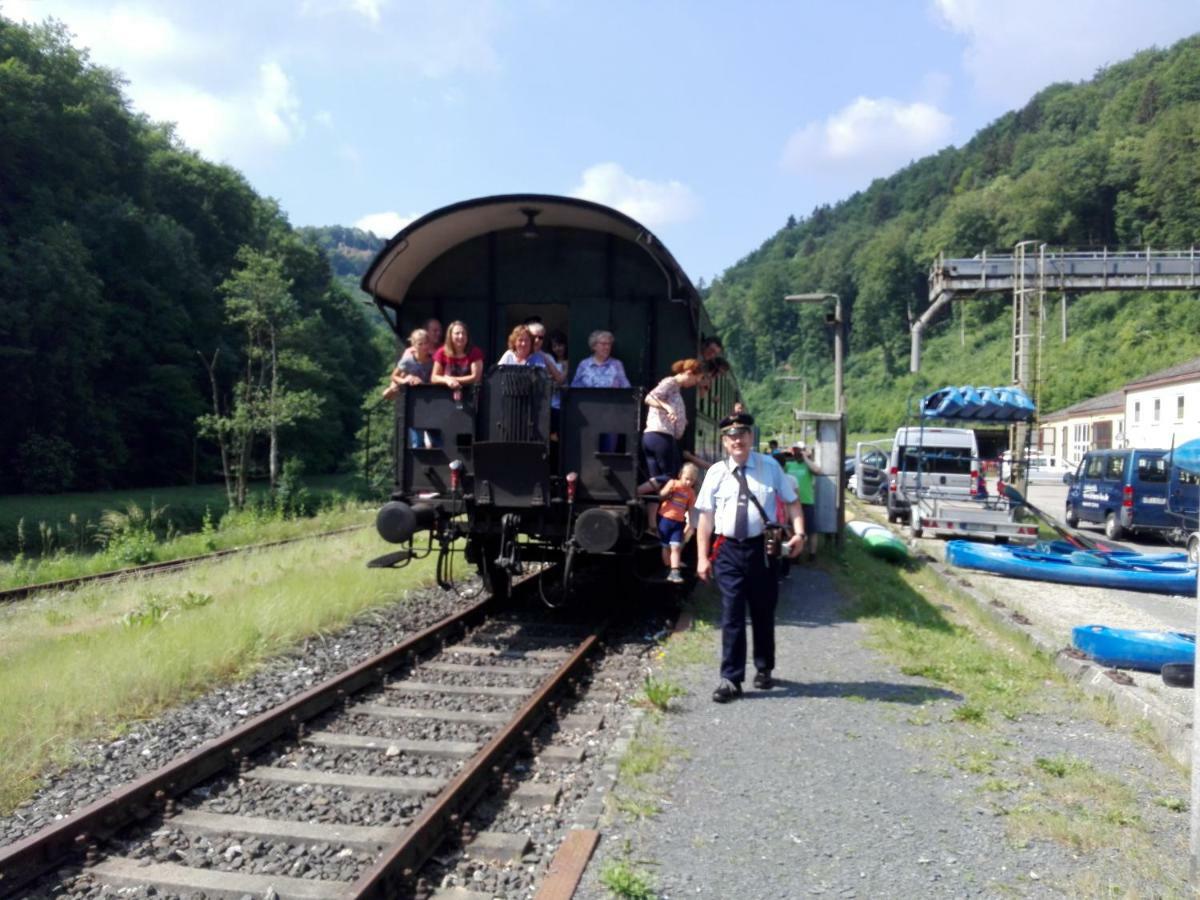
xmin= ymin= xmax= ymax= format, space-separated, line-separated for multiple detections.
xmin=658 ymin=463 xmax=701 ymax=583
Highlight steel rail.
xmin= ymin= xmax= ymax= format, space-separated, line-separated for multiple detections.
xmin=349 ymin=622 xmax=605 ymax=899
xmin=0 ymin=589 xmax=498 ymax=898
xmin=0 ymin=524 xmax=369 ymax=604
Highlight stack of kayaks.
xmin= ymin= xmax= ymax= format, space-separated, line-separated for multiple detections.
xmin=1071 ymin=625 xmax=1195 ymax=672
xmin=945 ymin=539 xmax=1197 ymax=595
xmin=847 ymin=520 xmax=908 ymax=562
xmin=919 ymin=385 xmax=1036 ymax=422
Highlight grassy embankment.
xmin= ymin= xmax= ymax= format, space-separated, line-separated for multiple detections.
xmin=0 ymin=475 xmax=374 ymax=590
xmin=830 ymin=506 xmax=1187 ymax=883
xmin=0 ymin=524 xmax=437 ymax=814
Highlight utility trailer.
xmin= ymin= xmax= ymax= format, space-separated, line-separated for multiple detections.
xmin=895 ymin=386 xmax=1040 ymax=544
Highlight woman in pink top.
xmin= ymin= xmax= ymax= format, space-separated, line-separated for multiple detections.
xmin=431 ymin=320 xmax=484 ymax=390
xmin=639 ymin=358 xmax=705 ymax=495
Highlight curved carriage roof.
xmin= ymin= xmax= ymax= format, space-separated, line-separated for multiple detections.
xmin=360 ymin=193 xmax=700 ymax=310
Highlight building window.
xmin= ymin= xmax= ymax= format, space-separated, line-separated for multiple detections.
xmin=1178 ymin=395 xmax=1185 ymax=422
xmin=1134 ymin=401 xmax=1141 ymax=423
xmin=1154 ymin=398 xmax=1161 ymax=422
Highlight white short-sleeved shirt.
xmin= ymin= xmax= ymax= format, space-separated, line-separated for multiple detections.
xmin=695 ymin=451 xmax=798 ymax=539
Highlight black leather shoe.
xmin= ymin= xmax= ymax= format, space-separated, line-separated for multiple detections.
xmin=753 ymin=670 xmax=774 ymax=690
xmin=711 ymin=679 xmax=742 ymax=703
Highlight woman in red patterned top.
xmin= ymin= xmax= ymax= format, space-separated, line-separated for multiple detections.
xmin=431 ymin=320 xmax=485 ymax=390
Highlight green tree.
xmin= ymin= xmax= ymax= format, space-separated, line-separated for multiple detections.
xmin=200 ymin=248 xmax=322 ymax=507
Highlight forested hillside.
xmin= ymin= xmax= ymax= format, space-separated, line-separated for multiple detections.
xmin=296 ymin=226 xmax=385 ymax=311
xmin=707 ymin=33 xmax=1200 ymax=436
xmin=0 ymin=17 xmax=384 ymax=493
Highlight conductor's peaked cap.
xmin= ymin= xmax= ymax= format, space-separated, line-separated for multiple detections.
xmin=718 ymin=412 xmax=755 ymax=433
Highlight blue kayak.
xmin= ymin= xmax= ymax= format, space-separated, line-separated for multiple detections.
xmin=919 ymin=385 xmax=1036 ymax=422
xmin=1072 ymin=625 xmax=1195 ymax=671
xmin=946 ymin=539 xmax=1197 ymax=595
xmin=1168 ymin=438 xmax=1200 ymax=475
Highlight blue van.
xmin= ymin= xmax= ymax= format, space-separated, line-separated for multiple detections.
xmin=1064 ymin=449 xmax=1171 ymax=540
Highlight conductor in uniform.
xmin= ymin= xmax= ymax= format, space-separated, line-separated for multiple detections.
xmin=696 ymin=412 xmax=806 ymax=702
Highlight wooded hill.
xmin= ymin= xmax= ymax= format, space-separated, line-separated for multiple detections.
xmin=706 ymin=33 xmax=1200 ymax=437
xmin=0 ymin=17 xmax=385 ymax=493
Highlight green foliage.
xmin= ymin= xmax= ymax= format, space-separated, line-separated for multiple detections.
xmin=598 ymin=859 xmax=657 ymax=900
xmin=14 ymin=434 xmax=78 ymax=494
xmin=639 ymin=675 xmax=685 ymax=712
xmin=96 ymin=502 xmax=168 ymax=565
xmin=704 ymin=34 xmax=1200 ymax=430
xmin=0 ymin=15 xmax=382 ymax=493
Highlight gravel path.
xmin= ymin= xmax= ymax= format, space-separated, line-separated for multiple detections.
xmin=579 ymin=563 xmax=1192 ymax=898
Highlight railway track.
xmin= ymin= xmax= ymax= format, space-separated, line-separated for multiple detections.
xmin=0 ymin=571 xmax=606 ymax=900
xmin=0 ymin=524 xmax=369 ymax=604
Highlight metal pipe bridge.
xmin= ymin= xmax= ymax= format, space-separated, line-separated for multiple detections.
xmin=914 ymin=246 xmax=1200 ymax=373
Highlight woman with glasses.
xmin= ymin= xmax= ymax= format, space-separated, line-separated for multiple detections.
xmin=571 ymin=330 xmax=630 ymax=388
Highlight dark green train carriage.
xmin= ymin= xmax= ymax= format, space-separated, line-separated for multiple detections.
xmin=362 ymin=194 xmax=739 ymax=598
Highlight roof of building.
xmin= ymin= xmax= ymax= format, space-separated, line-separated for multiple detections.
xmin=1124 ymin=355 xmax=1200 ymax=391
xmin=1041 ymin=388 xmax=1125 ymax=423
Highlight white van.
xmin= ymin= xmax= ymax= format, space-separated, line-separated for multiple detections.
xmin=886 ymin=426 xmax=980 ymax=524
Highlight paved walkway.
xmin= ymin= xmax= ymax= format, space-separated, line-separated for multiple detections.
xmin=578 ymin=563 xmax=1191 ymax=898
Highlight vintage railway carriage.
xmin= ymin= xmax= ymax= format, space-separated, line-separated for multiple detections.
xmin=363 ymin=194 xmax=738 ymax=598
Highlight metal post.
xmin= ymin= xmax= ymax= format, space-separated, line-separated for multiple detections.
xmin=834 ymin=296 xmax=844 ymax=416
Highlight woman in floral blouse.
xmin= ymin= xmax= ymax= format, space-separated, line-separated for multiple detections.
xmin=571 ymin=330 xmax=631 ymax=388
xmin=638 ymin=358 xmax=704 ymax=494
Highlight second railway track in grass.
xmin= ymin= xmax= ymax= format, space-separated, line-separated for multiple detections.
xmin=0 ymin=524 xmax=370 ymax=604
xmin=0 ymin=571 xmax=609 ymax=900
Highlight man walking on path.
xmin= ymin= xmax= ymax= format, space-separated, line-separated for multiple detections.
xmin=578 ymin=562 xmax=1192 ymax=897
xmin=696 ymin=412 xmax=805 ymax=702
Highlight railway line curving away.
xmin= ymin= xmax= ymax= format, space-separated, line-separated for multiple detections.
xmin=0 ymin=525 xmax=369 ymax=604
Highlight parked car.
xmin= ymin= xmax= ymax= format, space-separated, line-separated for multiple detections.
xmin=999 ymin=450 xmax=1073 ymax=483
xmin=1063 ymin=448 xmax=1170 ymax=539
xmin=845 ymin=448 xmax=888 ymax=501
xmin=886 ymin=426 xmax=980 ymax=524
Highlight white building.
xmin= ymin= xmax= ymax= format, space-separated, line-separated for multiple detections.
xmin=1123 ymin=357 xmax=1200 ymax=450
xmin=1038 ymin=389 xmax=1124 ymax=468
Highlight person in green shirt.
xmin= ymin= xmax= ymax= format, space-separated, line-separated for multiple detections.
xmin=785 ymin=441 xmax=822 ymax=560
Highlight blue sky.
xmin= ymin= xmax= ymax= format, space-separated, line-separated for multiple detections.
xmin=7 ymin=0 xmax=1200 ymax=284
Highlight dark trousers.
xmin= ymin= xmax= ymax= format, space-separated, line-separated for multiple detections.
xmin=642 ymin=430 xmax=680 ymax=487
xmin=714 ymin=536 xmax=779 ymax=683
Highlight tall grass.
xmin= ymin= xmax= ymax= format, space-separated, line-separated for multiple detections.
xmin=0 ymin=504 xmax=373 ymax=592
xmin=0 ymin=528 xmax=438 ymax=813
xmin=0 ymin=473 xmax=367 ymax=559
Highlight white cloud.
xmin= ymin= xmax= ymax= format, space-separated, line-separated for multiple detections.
xmin=134 ymin=61 xmax=303 ymax=163
xmin=355 ymin=211 xmax=417 ymax=238
xmin=300 ymin=0 xmax=387 ymax=24
xmin=570 ymin=163 xmax=700 ymax=228
xmin=781 ymin=97 xmax=953 ymax=176
xmin=933 ymin=0 xmax=1200 ymax=107
xmin=5 ymin=1 xmax=202 ymax=66
xmin=299 ymin=0 xmax=501 ymax=77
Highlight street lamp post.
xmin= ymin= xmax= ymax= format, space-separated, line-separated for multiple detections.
xmin=785 ymin=293 xmax=843 ymax=413
xmin=785 ymin=292 xmax=846 ymax=544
